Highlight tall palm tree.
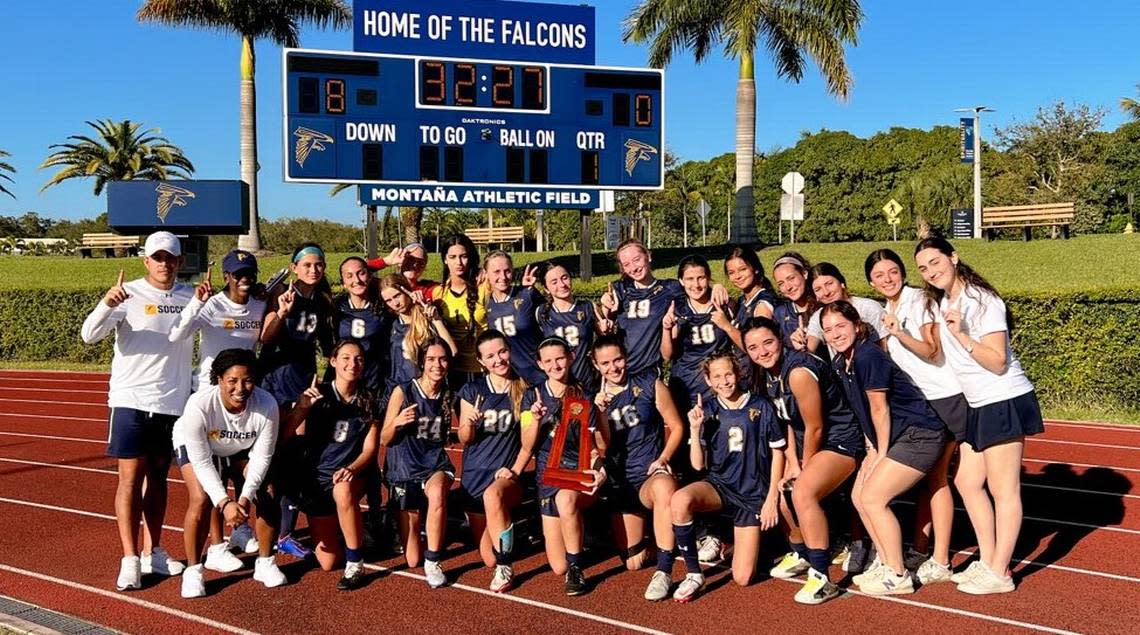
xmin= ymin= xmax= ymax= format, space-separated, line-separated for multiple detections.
xmin=1122 ymin=84 xmax=1140 ymax=121
xmin=0 ymin=150 xmax=15 ymax=199
xmin=40 ymin=119 xmax=194 ymax=195
xmin=138 ymin=0 xmax=352 ymax=252
xmin=624 ymin=0 xmax=863 ymax=244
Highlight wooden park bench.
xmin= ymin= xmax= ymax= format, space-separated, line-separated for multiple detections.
xmin=79 ymin=233 xmax=141 ymax=258
xmin=981 ymin=203 xmax=1075 ymax=241
xmin=465 ymin=226 xmax=526 ymax=251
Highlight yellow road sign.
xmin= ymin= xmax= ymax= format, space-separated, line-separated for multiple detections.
xmin=883 ymin=198 xmax=903 ymax=225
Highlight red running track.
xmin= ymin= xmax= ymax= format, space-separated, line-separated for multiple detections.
xmin=0 ymin=370 xmax=1138 ymax=635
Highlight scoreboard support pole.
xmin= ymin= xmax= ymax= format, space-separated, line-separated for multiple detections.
xmin=365 ymin=205 xmax=378 ymax=260
xmin=579 ymin=208 xmax=593 ymax=282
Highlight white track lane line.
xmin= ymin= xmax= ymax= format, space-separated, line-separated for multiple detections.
xmin=1024 ymin=457 xmax=1140 ymax=474
xmin=0 ymin=398 xmax=105 ymax=406
xmin=0 ymin=412 xmax=105 ymax=423
xmin=0 ymin=498 xmax=665 ymax=635
xmin=0 ymin=457 xmax=185 ymax=484
xmin=892 ymin=499 xmax=1140 ymax=535
xmin=0 ymin=563 xmax=260 ymax=635
xmin=1024 ymin=482 xmax=1140 ymax=500
xmin=0 ymin=387 xmax=108 ymax=394
xmin=0 ymin=431 xmax=104 ymax=444
xmin=1029 ymin=438 xmax=1140 ymax=451
xmin=1046 ymin=420 xmax=1140 ymax=432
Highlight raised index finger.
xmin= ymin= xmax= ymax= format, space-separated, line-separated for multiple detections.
xmin=116 ymin=269 xmax=125 ymax=287
xmin=310 ymin=373 xmax=320 ymax=389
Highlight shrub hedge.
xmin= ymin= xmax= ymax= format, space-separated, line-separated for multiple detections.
xmin=3 ymin=288 xmax=1138 ymax=415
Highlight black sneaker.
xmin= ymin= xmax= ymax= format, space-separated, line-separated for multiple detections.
xmin=843 ymin=539 xmax=871 ymax=573
xmin=337 ymin=561 xmax=366 ymax=591
xmin=904 ymin=547 xmax=930 ymax=572
xmin=564 ymin=564 xmax=587 ymax=596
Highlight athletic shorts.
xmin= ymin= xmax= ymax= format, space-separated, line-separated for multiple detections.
xmin=929 ymin=393 xmax=968 ymax=442
xmin=793 ymin=429 xmax=863 ymax=461
xmin=966 ymin=391 xmax=1044 ymax=451
xmin=603 ymin=466 xmax=671 ymax=514
xmin=454 ymin=485 xmax=485 ymax=515
xmin=884 ymin=426 xmax=946 ymax=474
xmin=106 ymin=408 xmax=177 ymax=459
xmin=174 ymin=446 xmax=250 ymax=481
xmin=388 ymin=471 xmax=453 ymax=513
xmin=708 ymin=478 xmax=764 ymax=528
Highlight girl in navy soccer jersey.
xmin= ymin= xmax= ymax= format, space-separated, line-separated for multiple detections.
xmin=669 ymin=351 xmax=786 ymax=602
xmin=457 ymin=330 xmax=537 ymax=593
xmin=333 ymin=257 xmax=392 ymax=393
xmin=770 ymin=252 xmax=818 ymax=351
xmin=381 ymin=337 xmax=456 ymax=589
xmin=661 ymin=255 xmax=741 ymax=417
xmin=522 ymin=337 xmax=610 ymax=596
xmin=866 ymin=249 xmax=966 ymax=586
xmin=279 ymin=339 xmax=380 ymax=591
xmin=724 ymin=247 xmax=783 ymax=387
xmin=483 ymin=251 xmax=546 ymax=385
xmin=915 ymin=237 xmax=1043 ymax=595
xmin=591 ymin=334 xmax=685 ymax=602
xmin=379 ymin=273 xmax=459 ymax=394
xmin=742 ymin=317 xmax=863 ymax=605
xmin=821 ymin=302 xmax=948 ymax=596
xmin=536 ymin=263 xmax=610 ymax=393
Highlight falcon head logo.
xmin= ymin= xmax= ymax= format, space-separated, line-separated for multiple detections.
xmin=749 ymin=407 xmax=761 ymax=421
xmin=294 ymin=126 xmax=334 ymax=167
xmin=576 ymin=310 xmax=585 ymax=322
xmin=624 ymin=139 xmax=658 ymax=176
xmin=154 ymin=183 xmax=195 ymax=223
xmin=513 ymin=298 xmax=525 ymax=310
xmin=209 ymin=429 xmax=222 ymax=441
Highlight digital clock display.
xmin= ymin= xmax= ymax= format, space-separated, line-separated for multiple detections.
xmin=418 ymin=60 xmax=548 ymax=111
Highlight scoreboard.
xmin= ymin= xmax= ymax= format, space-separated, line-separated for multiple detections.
xmin=283 ymin=48 xmax=664 ymax=190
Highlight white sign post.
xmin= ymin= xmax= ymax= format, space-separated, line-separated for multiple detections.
xmin=696 ymin=199 xmax=711 ymax=246
xmin=781 ymin=172 xmax=805 ymax=244
xmin=598 ymin=190 xmax=615 ymax=249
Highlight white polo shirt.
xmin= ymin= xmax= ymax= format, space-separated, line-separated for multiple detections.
xmin=80 ymin=278 xmax=194 ymax=416
xmin=937 ymin=286 xmax=1034 ymax=407
xmin=169 ymin=292 xmax=267 ymax=390
xmin=884 ymin=286 xmax=962 ymax=401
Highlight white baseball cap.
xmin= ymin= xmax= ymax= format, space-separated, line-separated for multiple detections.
xmin=143 ymin=231 xmax=182 ymax=257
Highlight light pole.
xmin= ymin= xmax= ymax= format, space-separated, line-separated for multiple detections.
xmin=955 ymin=106 xmax=994 ymax=239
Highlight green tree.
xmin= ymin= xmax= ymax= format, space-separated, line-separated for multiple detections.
xmin=623 ymin=0 xmax=863 ymax=244
xmin=0 ymin=150 xmax=15 ymax=199
xmin=40 ymin=119 xmax=194 ymax=195
xmin=138 ymin=0 xmax=352 ymax=252
xmin=1122 ymin=84 xmax=1140 ymax=121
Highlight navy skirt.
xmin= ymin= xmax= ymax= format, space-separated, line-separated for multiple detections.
xmin=966 ymin=390 xmax=1044 ymax=451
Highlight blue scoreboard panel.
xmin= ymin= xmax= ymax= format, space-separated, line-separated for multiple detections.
xmin=283 ymin=48 xmax=664 ymax=190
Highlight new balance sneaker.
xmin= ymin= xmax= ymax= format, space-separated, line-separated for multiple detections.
xmin=672 ymin=573 xmax=705 ymax=603
xmin=564 ymin=564 xmax=587 ymax=596
xmin=770 ymin=552 xmax=810 ymax=579
xmin=696 ymin=535 xmax=725 ymax=564
xmin=950 ymin=560 xmax=985 ymax=584
xmin=842 ymin=540 xmax=872 ymax=574
xmin=852 ymin=556 xmax=884 ymax=586
xmin=957 ymin=563 xmax=1015 ymax=595
xmin=229 ymin=523 xmax=259 ymax=554
xmin=337 ymin=561 xmax=366 ymax=591
xmin=490 ymin=564 xmax=514 ymax=593
xmin=141 ymin=547 xmax=185 ymax=576
xmin=253 ymin=556 xmax=287 ymax=588
xmin=644 ymin=570 xmax=672 ymax=601
xmin=181 ymin=564 xmax=206 ymax=599
xmin=116 ymin=555 xmax=141 ymax=591
xmin=204 ymin=542 xmax=244 ymax=573
xmin=794 ymin=568 xmax=840 ymax=605
xmin=858 ymin=567 xmax=914 ymax=596
xmin=424 ymin=559 xmax=446 ymax=589
xmin=915 ymin=558 xmax=953 ymax=585
xmin=276 ymin=535 xmax=312 ymax=559
xmin=904 ymin=547 xmax=930 ymax=571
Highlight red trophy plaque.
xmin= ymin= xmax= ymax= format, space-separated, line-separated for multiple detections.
xmin=541 ymin=395 xmax=595 ymax=492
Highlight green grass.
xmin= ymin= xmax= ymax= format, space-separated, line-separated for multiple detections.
xmin=2 ymin=234 xmax=1137 ymax=294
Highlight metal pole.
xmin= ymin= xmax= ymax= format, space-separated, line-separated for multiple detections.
xmin=683 ymin=206 xmax=688 ymax=248
xmin=435 ymin=216 xmax=440 ymax=253
xmin=973 ymin=111 xmax=983 ymax=239
xmin=579 ymin=209 xmax=593 ymax=281
xmin=602 ymin=208 xmax=609 ymax=250
xmin=536 ymin=209 xmax=545 ymax=252
xmin=791 ymin=217 xmax=795 ymax=244
xmin=701 ymin=211 xmax=707 ymax=246
xmin=366 ymin=205 xmax=378 ymax=259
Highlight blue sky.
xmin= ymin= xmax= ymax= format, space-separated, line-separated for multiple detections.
xmin=1 ymin=0 xmax=1136 ymax=223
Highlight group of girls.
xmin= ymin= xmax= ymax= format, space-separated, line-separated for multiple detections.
xmin=92 ymin=229 xmax=1042 ymax=608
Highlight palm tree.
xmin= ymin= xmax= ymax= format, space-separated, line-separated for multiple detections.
xmin=138 ymin=0 xmax=352 ymax=252
xmin=624 ymin=0 xmax=863 ymax=244
xmin=1122 ymin=84 xmax=1140 ymax=121
xmin=0 ymin=150 xmax=15 ymax=199
xmin=40 ymin=119 xmax=194 ymax=195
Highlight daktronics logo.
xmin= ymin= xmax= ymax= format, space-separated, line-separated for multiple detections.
xmin=223 ymin=319 xmax=262 ymax=330
xmin=144 ymin=304 xmax=183 ymax=315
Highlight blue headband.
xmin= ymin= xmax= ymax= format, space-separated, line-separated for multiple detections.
xmin=293 ymin=246 xmax=325 ymax=263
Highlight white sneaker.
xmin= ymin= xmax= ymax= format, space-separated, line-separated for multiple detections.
xmin=424 ymin=559 xmax=446 ymax=589
xmin=794 ymin=568 xmax=840 ymax=605
xmin=852 ymin=556 xmax=884 ymax=586
xmin=672 ymin=573 xmax=704 ymax=602
xmin=204 ymin=542 xmax=244 ymax=573
xmin=858 ymin=567 xmax=914 ymax=596
xmin=769 ymin=552 xmax=810 ymax=579
xmin=644 ymin=570 xmax=672 ymax=601
xmin=116 ymin=556 xmax=141 ymax=591
xmin=181 ymin=564 xmax=206 ymax=598
xmin=957 ymin=562 xmax=1015 ymax=595
xmin=229 ymin=523 xmax=259 ymax=554
xmin=950 ymin=560 xmax=985 ymax=584
xmin=916 ymin=558 xmax=953 ymax=585
xmin=490 ymin=564 xmax=514 ymax=593
xmin=696 ymin=535 xmax=724 ymax=564
xmin=141 ymin=546 xmax=184 ymax=576
xmin=253 ymin=556 xmax=287 ymax=588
